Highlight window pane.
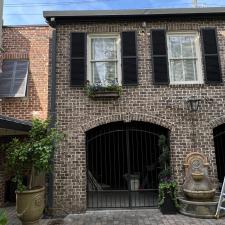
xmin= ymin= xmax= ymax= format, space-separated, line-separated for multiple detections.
xmin=169 ymin=36 xmax=181 ymax=58
xmin=183 ymin=59 xmax=197 ymax=81
xmin=170 ymin=60 xmax=183 ymax=82
xmin=12 ymin=79 xmax=27 ymax=97
xmin=91 ymin=38 xmax=117 ymax=60
xmin=2 ymin=61 xmax=14 ymax=73
xmin=92 ymin=62 xmax=117 ymax=85
xmin=169 ymin=35 xmax=197 ymax=58
xmin=0 ymin=79 xmax=11 ymax=96
xmin=182 ymin=36 xmax=196 ymax=58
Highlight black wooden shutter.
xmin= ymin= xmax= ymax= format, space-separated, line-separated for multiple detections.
xmin=151 ymin=29 xmax=169 ymax=84
xmin=201 ymin=28 xmax=222 ymax=83
xmin=121 ymin=31 xmax=138 ymax=85
xmin=70 ymin=32 xmax=86 ymax=86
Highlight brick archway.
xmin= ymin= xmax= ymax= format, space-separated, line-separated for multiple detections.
xmin=81 ymin=113 xmax=174 ymax=133
xmin=209 ymin=115 xmax=225 ymax=129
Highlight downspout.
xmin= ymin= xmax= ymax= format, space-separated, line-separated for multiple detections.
xmin=47 ymin=28 xmax=57 ymax=216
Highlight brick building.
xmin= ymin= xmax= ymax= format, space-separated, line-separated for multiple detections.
xmin=0 ymin=25 xmax=51 ymax=206
xmin=44 ymin=8 xmax=225 ymax=214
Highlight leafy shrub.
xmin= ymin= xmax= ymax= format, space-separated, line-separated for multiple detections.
xmin=4 ymin=119 xmax=64 ymax=192
xmin=158 ymin=135 xmax=179 ymax=208
xmin=0 ymin=210 xmax=7 ymax=225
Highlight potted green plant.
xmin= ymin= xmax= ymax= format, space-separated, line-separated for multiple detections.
xmin=86 ymin=79 xmax=122 ymax=99
xmin=158 ymin=135 xmax=179 ymax=214
xmin=4 ymin=119 xmax=63 ymax=225
xmin=0 ymin=210 xmax=7 ymax=225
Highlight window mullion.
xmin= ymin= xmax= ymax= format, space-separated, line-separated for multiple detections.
xmin=192 ymin=59 xmax=197 ymax=81
xmin=90 ymin=59 xmax=118 ymax=63
xmin=10 ymin=61 xmax=17 ymax=95
xmin=179 ymin=37 xmax=185 ymax=81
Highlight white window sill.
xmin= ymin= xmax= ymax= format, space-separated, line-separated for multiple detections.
xmin=169 ymin=82 xmax=204 ymax=85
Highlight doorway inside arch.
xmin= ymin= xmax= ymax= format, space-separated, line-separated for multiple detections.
xmin=214 ymin=123 xmax=225 ymax=185
xmin=86 ymin=121 xmax=169 ymax=209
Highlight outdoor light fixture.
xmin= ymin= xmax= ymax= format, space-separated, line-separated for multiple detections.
xmin=141 ymin=21 xmax=147 ymax=28
xmin=186 ymin=96 xmax=201 ymax=112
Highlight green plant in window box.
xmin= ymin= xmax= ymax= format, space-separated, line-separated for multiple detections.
xmin=3 ymin=118 xmax=64 ymax=225
xmin=86 ymin=79 xmax=122 ymax=98
xmin=158 ymin=135 xmax=179 ymax=214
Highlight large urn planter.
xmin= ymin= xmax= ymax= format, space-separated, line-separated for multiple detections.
xmin=16 ymin=187 xmax=45 ymax=225
xmin=3 ymin=119 xmax=63 ymax=223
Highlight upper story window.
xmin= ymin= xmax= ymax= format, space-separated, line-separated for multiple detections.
xmin=0 ymin=60 xmax=29 ymax=97
xmin=87 ymin=34 xmax=121 ymax=86
xmin=167 ymin=32 xmax=203 ymax=84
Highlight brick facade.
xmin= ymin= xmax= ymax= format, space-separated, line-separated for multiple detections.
xmin=1 ymin=25 xmax=51 ymax=120
xmin=0 ymin=25 xmax=51 ymax=206
xmin=52 ymin=18 xmax=225 ymax=213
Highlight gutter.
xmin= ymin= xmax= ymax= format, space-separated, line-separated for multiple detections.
xmin=43 ymin=7 xmax=225 ymax=24
xmin=47 ymin=29 xmax=57 ymax=216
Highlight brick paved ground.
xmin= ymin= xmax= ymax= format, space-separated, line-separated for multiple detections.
xmin=2 ymin=206 xmax=49 ymax=225
xmin=3 ymin=207 xmax=225 ymax=225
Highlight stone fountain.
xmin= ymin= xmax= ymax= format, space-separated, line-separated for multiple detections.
xmin=178 ymin=152 xmax=224 ymax=218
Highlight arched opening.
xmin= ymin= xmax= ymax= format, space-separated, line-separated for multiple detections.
xmin=213 ymin=123 xmax=225 ymax=184
xmin=86 ymin=121 xmax=169 ymax=209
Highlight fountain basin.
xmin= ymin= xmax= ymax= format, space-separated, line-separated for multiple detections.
xmin=178 ymin=194 xmax=225 ymax=218
xmin=183 ymin=188 xmax=216 ymax=200
xmin=192 ymin=172 xmax=204 ymax=181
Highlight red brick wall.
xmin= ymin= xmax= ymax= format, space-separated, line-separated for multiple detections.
xmin=1 ymin=25 xmax=52 ymax=121
xmin=0 ymin=25 xmax=51 ymax=207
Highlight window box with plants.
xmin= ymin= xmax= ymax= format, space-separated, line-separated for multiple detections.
xmin=158 ymin=135 xmax=179 ymax=214
xmin=86 ymin=79 xmax=122 ymax=99
xmin=3 ymin=119 xmax=63 ymax=225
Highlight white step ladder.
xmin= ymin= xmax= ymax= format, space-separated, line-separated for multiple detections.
xmin=215 ymin=177 xmax=225 ymax=219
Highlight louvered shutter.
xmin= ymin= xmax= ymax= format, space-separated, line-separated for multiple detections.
xmin=70 ymin=33 xmax=86 ymax=86
xmin=121 ymin=31 xmax=138 ymax=85
xmin=201 ymin=28 xmax=222 ymax=83
xmin=151 ymin=29 xmax=169 ymax=84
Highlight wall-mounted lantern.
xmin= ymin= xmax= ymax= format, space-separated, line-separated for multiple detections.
xmin=186 ymin=96 xmax=201 ymax=112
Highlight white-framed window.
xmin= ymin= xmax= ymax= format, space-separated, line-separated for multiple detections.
xmin=87 ymin=33 xmax=121 ymax=86
xmin=0 ymin=60 xmax=29 ymax=97
xmin=167 ymin=32 xmax=203 ymax=84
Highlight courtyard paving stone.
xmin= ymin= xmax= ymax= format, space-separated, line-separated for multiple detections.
xmin=3 ymin=207 xmax=225 ymax=225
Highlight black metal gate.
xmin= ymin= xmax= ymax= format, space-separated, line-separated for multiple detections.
xmin=86 ymin=121 xmax=168 ymax=208
xmin=214 ymin=123 xmax=225 ymax=184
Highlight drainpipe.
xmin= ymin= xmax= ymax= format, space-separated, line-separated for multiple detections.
xmin=47 ymin=28 xmax=57 ymax=216
xmin=0 ymin=0 xmax=3 ymax=50
xmin=0 ymin=0 xmax=4 ymax=73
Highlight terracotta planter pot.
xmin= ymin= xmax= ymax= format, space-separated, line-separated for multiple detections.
xmin=16 ymin=186 xmax=45 ymax=225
